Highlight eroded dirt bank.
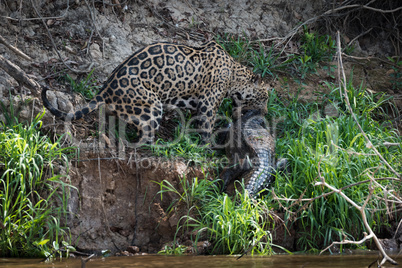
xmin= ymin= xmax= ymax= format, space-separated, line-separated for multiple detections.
xmin=66 ymin=153 xmax=206 ymax=254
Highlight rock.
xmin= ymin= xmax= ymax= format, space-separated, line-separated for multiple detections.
xmin=127 ymin=246 xmax=140 ymax=254
xmin=46 ymin=91 xmax=74 ymax=113
xmin=90 ymin=43 xmax=102 ymax=60
xmin=196 ymin=241 xmax=211 ymax=254
xmin=379 ymin=238 xmax=399 ymax=252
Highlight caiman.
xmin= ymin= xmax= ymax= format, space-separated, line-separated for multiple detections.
xmin=220 ymin=109 xmax=284 ymax=197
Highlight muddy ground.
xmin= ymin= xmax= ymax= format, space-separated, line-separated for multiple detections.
xmin=0 ymin=0 xmax=401 ymax=254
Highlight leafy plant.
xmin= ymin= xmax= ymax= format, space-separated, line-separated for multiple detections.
xmin=296 ymin=27 xmax=336 ymax=78
xmin=251 ymin=44 xmax=281 ymax=78
xmin=215 ymin=33 xmax=253 ymax=64
xmin=147 ymin=125 xmax=222 ymax=167
xmin=216 ymin=34 xmax=294 ymax=78
xmin=63 ymin=68 xmax=101 ymax=100
xmin=387 ymin=57 xmax=402 ymax=91
xmin=158 ymin=244 xmax=187 ymax=255
xmin=300 ymin=27 xmax=336 ymax=63
xmin=0 ymin=107 xmax=76 ymax=257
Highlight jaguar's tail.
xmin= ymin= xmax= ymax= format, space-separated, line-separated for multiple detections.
xmin=41 ymin=85 xmax=104 ymax=121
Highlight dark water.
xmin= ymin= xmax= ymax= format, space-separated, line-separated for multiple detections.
xmin=1 ymin=253 xmax=401 ymax=268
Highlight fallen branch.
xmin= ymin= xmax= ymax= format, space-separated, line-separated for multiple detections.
xmin=0 ymin=55 xmax=40 ymax=95
xmin=336 ymin=31 xmax=401 ymax=180
xmin=383 ymin=142 xmax=401 ymax=147
xmin=81 ymin=253 xmax=95 ymax=268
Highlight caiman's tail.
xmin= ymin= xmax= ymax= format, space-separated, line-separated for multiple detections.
xmin=244 ymin=148 xmax=276 ymax=196
xmin=41 ymin=86 xmax=105 ymax=121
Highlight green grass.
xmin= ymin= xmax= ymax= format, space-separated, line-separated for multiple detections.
xmin=63 ymin=68 xmax=101 ymax=100
xmin=216 ymin=34 xmax=292 ymax=78
xmin=151 ymin=33 xmax=401 ymax=253
xmin=0 ymin=105 xmax=76 ymax=257
xmin=271 ymin=80 xmax=402 ymax=250
xmin=156 ymin=176 xmax=278 ymax=255
xmin=153 ymin=73 xmax=401 ymax=253
xmin=147 ymin=130 xmax=222 ymax=167
xmin=388 ymin=57 xmax=402 ymax=91
xmin=216 ymin=30 xmax=337 ymax=80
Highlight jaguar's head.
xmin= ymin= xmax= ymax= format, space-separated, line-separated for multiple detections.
xmin=233 ymin=75 xmax=269 ymax=116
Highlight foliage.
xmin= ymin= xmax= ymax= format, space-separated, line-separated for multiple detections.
xmin=216 ymin=31 xmax=337 ymax=80
xmin=216 ymin=34 xmax=292 ymax=78
xmin=271 ymin=80 xmax=402 ymax=250
xmin=215 ymin=33 xmax=253 ymax=64
xmin=146 ymin=121 xmax=224 ymax=169
xmin=387 ymin=57 xmax=402 ymax=91
xmin=158 ymin=244 xmax=187 ymax=255
xmin=156 ymin=176 xmax=277 ymax=255
xmin=300 ymin=27 xmax=336 ymax=63
xmin=251 ymin=44 xmax=288 ymax=78
xmin=0 ymin=105 xmax=76 ymax=257
xmin=63 ymin=68 xmax=101 ymax=100
xmin=297 ymin=27 xmax=336 ymax=78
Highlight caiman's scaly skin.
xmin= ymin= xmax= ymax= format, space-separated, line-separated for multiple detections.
xmin=220 ymin=109 xmax=276 ymax=197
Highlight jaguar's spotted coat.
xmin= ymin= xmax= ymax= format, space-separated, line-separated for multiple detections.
xmin=42 ymin=41 xmax=269 ymax=144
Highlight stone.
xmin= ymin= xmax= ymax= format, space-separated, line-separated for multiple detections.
xmin=127 ymin=246 xmax=140 ymax=254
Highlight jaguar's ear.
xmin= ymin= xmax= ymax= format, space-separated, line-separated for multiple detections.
xmin=253 ymin=74 xmax=262 ymax=85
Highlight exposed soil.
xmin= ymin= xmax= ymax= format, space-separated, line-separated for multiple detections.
xmin=0 ymin=0 xmax=401 ymax=255
xmin=66 ymin=153 xmax=206 ymax=254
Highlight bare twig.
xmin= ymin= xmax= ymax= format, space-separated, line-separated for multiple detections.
xmin=30 ymin=0 xmax=93 ymax=74
xmin=383 ymin=142 xmax=401 ymax=147
xmin=1 ymin=1 xmax=70 ymax=22
xmin=393 ymin=219 xmax=402 ymax=240
xmin=84 ymin=0 xmax=105 ymax=57
xmin=262 ymin=2 xmax=402 ymax=50
xmin=0 ymin=34 xmax=33 ymax=61
xmin=81 ymin=253 xmax=95 ymax=268
xmin=347 ymin=28 xmax=372 ymax=47
xmin=336 ymin=31 xmax=401 ymax=180
xmin=273 ymin=176 xmax=400 ymax=215
xmin=317 ymin=31 xmax=401 ymax=267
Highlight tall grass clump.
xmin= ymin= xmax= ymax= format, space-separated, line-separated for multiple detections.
xmin=156 ymin=177 xmax=277 ymax=255
xmin=272 ymin=81 xmax=402 ymax=250
xmin=0 ymin=106 xmax=76 ymax=257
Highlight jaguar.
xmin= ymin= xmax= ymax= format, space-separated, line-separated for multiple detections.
xmin=42 ymin=41 xmax=269 ymax=145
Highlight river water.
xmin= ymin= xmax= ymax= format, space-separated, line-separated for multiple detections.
xmin=1 ymin=253 xmax=401 ymax=268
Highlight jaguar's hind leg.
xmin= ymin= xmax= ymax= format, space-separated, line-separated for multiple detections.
xmin=115 ymin=100 xmax=163 ymax=147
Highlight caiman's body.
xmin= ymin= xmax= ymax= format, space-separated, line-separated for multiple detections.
xmin=220 ymin=109 xmax=276 ymax=197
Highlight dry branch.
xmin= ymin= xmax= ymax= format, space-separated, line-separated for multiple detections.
xmin=0 ymin=55 xmax=40 ymax=95
xmin=315 ymin=31 xmax=400 ymax=267
xmin=273 ymin=176 xmax=400 ymax=216
xmin=316 ymin=176 xmax=397 ymax=266
xmin=335 ymin=31 xmax=401 ymax=180
xmin=30 ymin=0 xmax=93 ymax=74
